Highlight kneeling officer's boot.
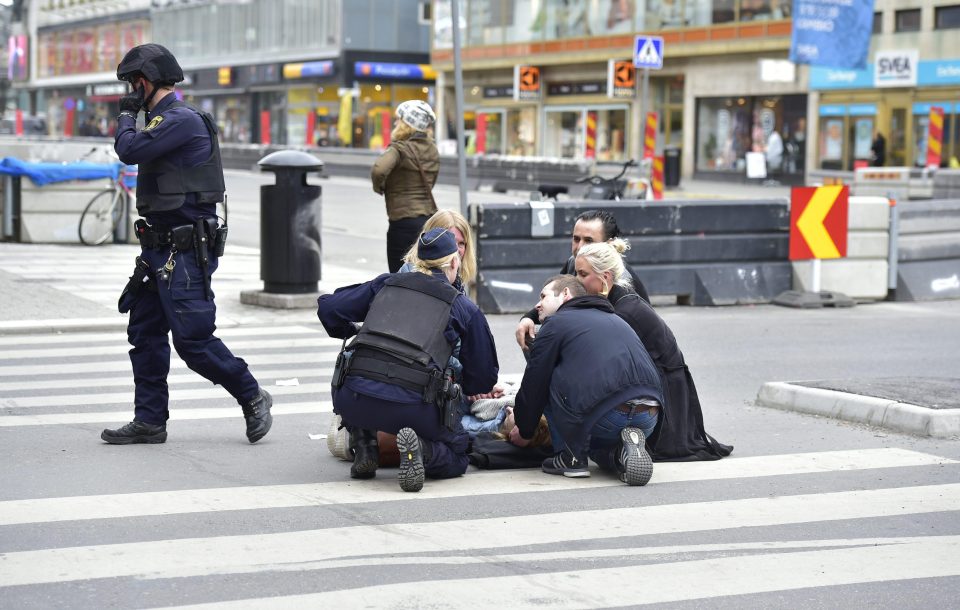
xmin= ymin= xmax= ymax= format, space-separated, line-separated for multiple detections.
xmin=242 ymin=388 xmax=273 ymax=444
xmin=349 ymin=428 xmax=379 ymax=479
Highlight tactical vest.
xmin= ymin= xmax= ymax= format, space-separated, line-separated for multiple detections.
xmin=136 ymin=100 xmax=226 ymax=215
xmin=347 ymin=272 xmax=458 ymax=396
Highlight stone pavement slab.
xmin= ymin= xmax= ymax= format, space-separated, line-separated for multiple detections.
xmin=757 ymin=378 xmax=960 ymax=439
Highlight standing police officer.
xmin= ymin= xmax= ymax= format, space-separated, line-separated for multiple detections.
xmin=318 ymin=228 xmax=499 ymax=492
xmin=101 ymin=44 xmax=273 ymax=445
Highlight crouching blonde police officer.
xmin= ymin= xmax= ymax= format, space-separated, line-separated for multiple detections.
xmin=318 ymin=228 xmax=499 ymax=492
xmin=101 ymin=44 xmax=273 ymax=445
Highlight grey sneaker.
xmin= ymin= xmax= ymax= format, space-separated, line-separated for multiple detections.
xmin=618 ymin=427 xmax=653 ymax=486
xmin=396 ymin=427 xmax=425 ymax=492
xmin=101 ymin=420 xmax=167 ymax=445
xmin=327 ymin=414 xmax=351 ymax=461
xmin=541 ymin=450 xmax=590 ymax=478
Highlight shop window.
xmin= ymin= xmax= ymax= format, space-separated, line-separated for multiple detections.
xmin=935 ymin=5 xmax=960 ymax=29
xmin=739 ymin=0 xmax=791 ymax=21
xmin=541 ymin=0 xmax=590 ymax=39
xmin=913 ymin=109 xmax=954 ymax=168
xmin=872 ymin=11 xmax=883 ymax=34
xmin=711 ymin=0 xmax=735 ymax=24
xmin=894 ymin=8 xmax=921 ymax=32
xmin=507 ymin=107 xmax=537 ymax=156
xmin=544 ymin=109 xmax=582 ymax=158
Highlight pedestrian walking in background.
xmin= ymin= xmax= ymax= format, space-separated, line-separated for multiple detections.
xmin=102 ymin=44 xmax=272 ymax=445
xmin=371 ymin=100 xmax=440 ymax=273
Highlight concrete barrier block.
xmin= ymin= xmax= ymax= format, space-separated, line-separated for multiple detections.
xmin=847 ymin=230 xmax=889 ymax=258
xmin=20 ymin=212 xmax=81 ymax=242
xmin=848 ymin=197 xmax=890 ymax=230
xmin=898 ymin=232 xmax=960 ymax=260
xmin=792 ymin=259 xmax=889 ymax=300
xmin=898 ymin=199 xmax=960 ymax=234
xmin=21 ymin=181 xmax=113 ymax=212
xmin=895 ymin=259 xmax=960 ymax=301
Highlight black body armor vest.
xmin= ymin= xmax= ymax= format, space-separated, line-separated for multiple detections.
xmin=347 ymin=273 xmax=458 ymax=394
xmin=136 ymin=100 xmax=226 ymax=215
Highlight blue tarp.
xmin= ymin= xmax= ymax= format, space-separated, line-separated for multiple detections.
xmin=0 ymin=157 xmax=135 ymax=187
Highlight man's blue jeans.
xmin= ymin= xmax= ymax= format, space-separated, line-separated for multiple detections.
xmin=588 ymin=407 xmax=658 ymax=473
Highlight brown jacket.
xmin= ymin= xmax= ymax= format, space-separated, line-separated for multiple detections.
xmin=371 ymin=134 xmax=440 ymax=221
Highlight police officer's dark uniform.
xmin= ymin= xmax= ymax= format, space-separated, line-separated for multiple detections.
xmin=101 ymin=44 xmax=273 ymax=445
xmin=317 ymin=229 xmax=499 ymax=492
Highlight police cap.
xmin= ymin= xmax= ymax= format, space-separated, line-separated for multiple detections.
xmin=116 ymin=44 xmax=184 ymax=86
xmin=417 ymin=228 xmax=457 ymax=261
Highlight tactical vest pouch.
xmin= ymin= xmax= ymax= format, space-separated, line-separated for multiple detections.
xmin=170 ymin=224 xmax=194 ymax=252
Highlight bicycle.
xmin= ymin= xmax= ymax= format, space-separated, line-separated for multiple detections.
xmin=575 ymin=158 xmax=649 ymax=201
xmin=78 ymin=161 xmax=137 ymax=246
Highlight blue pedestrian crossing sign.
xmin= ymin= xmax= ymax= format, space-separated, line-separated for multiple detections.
xmin=634 ymin=36 xmax=664 ymax=70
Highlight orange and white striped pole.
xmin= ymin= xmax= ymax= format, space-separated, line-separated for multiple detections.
xmin=926 ymin=106 xmax=944 ymax=168
xmin=651 ymin=155 xmax=664 ymax=200
xmin=643 ymin=112 xmax=658 ymax=160
xmin=585 ymin=111 xmax=597 ymax=159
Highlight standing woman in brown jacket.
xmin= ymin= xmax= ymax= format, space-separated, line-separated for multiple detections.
xmin=371 ymin=100 xmax=440 ymax=272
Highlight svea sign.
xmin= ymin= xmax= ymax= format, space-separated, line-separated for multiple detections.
xmin=874 ymin=50 xmax=918 ymax=88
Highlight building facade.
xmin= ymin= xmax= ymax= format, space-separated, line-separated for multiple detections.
xmin=430 ymin=0 xmax=960 ymax=181
xmin=10 ymin=0 xmax=435 ymax=149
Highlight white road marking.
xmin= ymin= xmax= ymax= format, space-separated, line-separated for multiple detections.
xmin=0 ymin=449 xmax=951 ymax=525
xmin=1 ymin=483 xmax=958 ymax=586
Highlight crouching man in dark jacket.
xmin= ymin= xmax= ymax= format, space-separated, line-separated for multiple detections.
xmin=510 ymin=275 xmax=663 ymax=485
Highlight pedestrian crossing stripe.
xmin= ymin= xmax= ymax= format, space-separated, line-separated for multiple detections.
xmin=0 ymin=400 xmax=332 ymax=427
xmin=0 ymin=449 xmax=950 ymax=525
xmin=1 ymin=482 xmax=958 ymax=587
xmin=167 ymin=536 xmax=960 ymax=609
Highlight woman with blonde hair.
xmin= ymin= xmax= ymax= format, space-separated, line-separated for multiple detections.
xmin=575 ymin=241 xmax=732 ymax=462
xmin=401 ymin=209 xmax=477 ymax=288
xmin=371 ymin=99 xmax=440 ymax=273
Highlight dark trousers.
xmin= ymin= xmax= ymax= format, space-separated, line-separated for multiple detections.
xmin=126 ymin=246 xmax=259 ymax=425
xmin=333 ymin=385 xmax=469 ymax=479
xmin=386 ymin=214 xmax=431 ymax=273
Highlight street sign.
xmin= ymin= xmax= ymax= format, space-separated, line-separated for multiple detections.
xmin=607 ymin=59 xmax=636 ymax=98
xmin=789 ymin=185 xmax=849 ymax=260
xmin=634 ymin=36 xmax=664 ymax=70
xmin=513 ymin=65 xmax=541 ymax=101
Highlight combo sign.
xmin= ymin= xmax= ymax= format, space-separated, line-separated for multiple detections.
xmin=789 ymin=185 xmax=849 ymax=260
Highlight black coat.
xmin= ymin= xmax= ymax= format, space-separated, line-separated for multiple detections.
xmin=608 ymin=284 xmax=732 ymax=461
xmin=514 ymin=295 xmax=662 ymax=457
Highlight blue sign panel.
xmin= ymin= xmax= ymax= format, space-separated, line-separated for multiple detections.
xmin=818 ymin=104 xmax=847 ymax=117
xmin=912 ymin=102 xmax=954 ymax=115
xmin=848 ymin=103 xmax=878 ymax=116
xmin=790 ymin=0 xmax=875 ymax=69
xmin=354 ymin=62 xmax=436 ymax=80
xmin=918 ymin=59 xmax=960 ymax=86
xmin=633 ymin=36 xmax=664 ymax=70
xmin=809 ymin=65 xmax=874 ymax=90
xmin=300 ymin=61 xmax=334 ymax=78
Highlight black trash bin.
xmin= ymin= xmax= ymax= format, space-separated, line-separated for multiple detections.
xmin=258 ymin=150 xmax=324 ymax=294
xmin=664 ymin=146 xmax=681 ymax=187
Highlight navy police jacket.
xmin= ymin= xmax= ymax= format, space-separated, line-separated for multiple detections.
xmin=114 ymin=93 xmax=217 ymax=226
xmin=317 ymin=271 xmax=499 ymax=404
xmin=514 ymin=295 xmax=663 ymax=457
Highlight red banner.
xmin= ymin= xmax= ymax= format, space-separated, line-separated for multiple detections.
xmin=259 ymin=110 xmax=271 ymax=146
xmin=476 ymin=113 xmax=487 ymax=155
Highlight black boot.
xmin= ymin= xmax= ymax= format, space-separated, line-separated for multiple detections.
xmin=396 ymin=427 xmax=426 ymax=492
xmin=349 ymin=428 xmax=379 ymax=479
xmin=101 ymin=420 xmax=167 ymax=445
xmin=242 ymin=388 xmax=273 ymax=444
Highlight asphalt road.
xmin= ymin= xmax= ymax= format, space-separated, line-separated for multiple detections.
xmin=0 ymin=171 xmax=958 ymax=608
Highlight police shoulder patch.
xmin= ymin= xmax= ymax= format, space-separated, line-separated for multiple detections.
xmin=144 ymin=115 xmax=164 ymax=131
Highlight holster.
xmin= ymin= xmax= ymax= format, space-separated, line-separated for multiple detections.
xmin=331 ymin=339 xmax=352 ymax=390
xmin=118 ymin=256 xmax=153 ymax=313
xmin=439 ymin=367 xmax=463 ymax=431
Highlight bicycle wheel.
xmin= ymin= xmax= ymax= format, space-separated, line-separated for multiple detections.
xmin=79 ymin=189 xmax=124 ymax=246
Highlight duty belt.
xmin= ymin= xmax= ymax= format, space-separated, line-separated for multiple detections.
xmin=348 ymin=354 xmax=443 ymax=398
xmin=134 ymin=220 xmax=185 ymax=249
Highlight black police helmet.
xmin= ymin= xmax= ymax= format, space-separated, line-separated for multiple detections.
xmin=116 ymin=44 xmax=184 ymax=86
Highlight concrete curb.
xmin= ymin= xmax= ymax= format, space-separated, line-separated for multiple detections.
xmin=757 ymin=381 xmax=960 ymax=438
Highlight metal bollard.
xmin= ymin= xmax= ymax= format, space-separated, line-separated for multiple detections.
xmin=257 ymin=150 xmax=324 ymax=294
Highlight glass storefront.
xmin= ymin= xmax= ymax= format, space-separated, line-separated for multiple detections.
xmin=507 ymin=107 xmax=537 ymax=156
xmin=543 ymin=105 xmax=628 ymax=160
xmin=696 ymin=94 xmax=806 ymax=179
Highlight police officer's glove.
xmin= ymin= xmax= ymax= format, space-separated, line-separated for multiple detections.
xmin=119 ymin=87 xmax=145 ymax=114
